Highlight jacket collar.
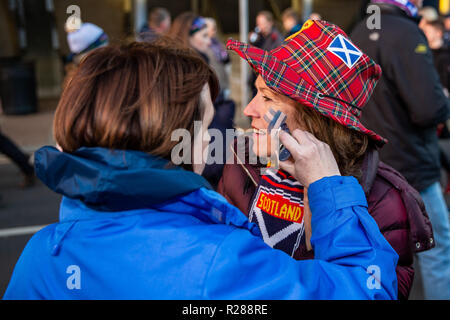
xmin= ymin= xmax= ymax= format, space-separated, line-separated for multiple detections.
xmin=360 ymin=148 xmax=380 ymax=196
xmin=50 ymin=186 xmax=262 ymax=256
xmin=35 ymin=146 xmax=212 ymax=212
xmin=57 ymin=187 xmax=260 ymax=236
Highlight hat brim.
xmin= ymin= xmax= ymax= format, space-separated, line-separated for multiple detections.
xmin=227 ymin=39 xmax=387 ymax=146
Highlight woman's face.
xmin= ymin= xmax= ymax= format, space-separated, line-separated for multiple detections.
xmin=244 ymin=76 xmax=300 ymax=157
xmin=189 ymin=28 xmax=211 ymax=53
xmin=192 ymin=84 xmax=214 ymax=175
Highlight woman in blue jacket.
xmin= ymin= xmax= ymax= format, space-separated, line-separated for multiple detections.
xmin=3 ymin=41 xmax=398 ymax=300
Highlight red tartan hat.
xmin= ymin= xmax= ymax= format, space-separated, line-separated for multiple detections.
xmin=227 ymin=19 xmax=387 ymax=145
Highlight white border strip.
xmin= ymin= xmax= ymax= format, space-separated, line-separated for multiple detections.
xmin=0 ymin=225 xmax=47 ymax=238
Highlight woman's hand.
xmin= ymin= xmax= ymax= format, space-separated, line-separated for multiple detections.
xmin=279 ymin=129 xmax=341 ymax=188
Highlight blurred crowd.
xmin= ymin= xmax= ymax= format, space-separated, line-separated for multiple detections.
xmin=1 ymin=1 xmax=450 ymax=300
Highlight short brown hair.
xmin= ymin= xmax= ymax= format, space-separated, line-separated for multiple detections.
xmin=54 ymin=40 xmax=219 ymax=163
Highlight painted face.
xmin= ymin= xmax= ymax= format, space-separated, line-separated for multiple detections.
xmin=192 ymin=84 xmax=214 ymax=175
xmin=189 ymin=28 xmax=211 ymax=53
xmin=244 ymin=76 xmax=299 ymax=158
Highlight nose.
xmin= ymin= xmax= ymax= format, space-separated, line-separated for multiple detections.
xmin=243 ymin=97 xmax=260 ymax=118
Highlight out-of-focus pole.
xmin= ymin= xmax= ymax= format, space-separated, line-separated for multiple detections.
xmin=239 ymin=0 xmax=249 ymax=108
xmin=133 ymin=0 xmax=147 ymax=35
xmin=302 ymin=0 xmax=313 ymax=22
xmin=191 ymin=0 xmax=199 ymax=14
xmin=291 ymin=0 xmax=301 ymax=14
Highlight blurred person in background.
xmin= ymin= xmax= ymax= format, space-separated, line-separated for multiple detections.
xmin=65 ymin=21 xmax=109 ymax=66
xmin=3 ymin=41 xmax=399 ymax=300
xmin=137 ymin=7 xmax=171 ymax=43
xmin=168 ymin=12 xmax=211 ymax=61
xmin=0 ymin=97 xmax=34 ymax=189
xmin=0 ymin=127 xmax=34 ymax=189
xmin=444 ymin=13 xmax=450 ymax=45
xmin=418 ymin=6 xmax=439 ymax=29
xmin=204 ymin=17 xmax=231 ymax=99
xmin=282 ymin=8 xmax=303 ymax=38
xmin=63 ymin=20 xmax=109 ymax=88
xmin=169 ymin=13 xmax=235 ymax=188
xmin=352 ymin=0 xmax=450 ymax=299
xmin=249 ymin=11 xmax=283 ymax=97
xmin=421 ymin=18 xmax=450 ymax=201
xmin=249 ymin=11 xmax=283 ymax=55
xmin=421 ymin=18 xmax=450 ymax=94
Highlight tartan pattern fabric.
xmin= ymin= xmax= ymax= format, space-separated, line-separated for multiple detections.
xmin=227 ymin=19 xmax=387 ymax=145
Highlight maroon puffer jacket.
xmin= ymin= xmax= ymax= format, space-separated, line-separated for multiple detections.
xmin=217 ymin=146 xmax=434 ymax=300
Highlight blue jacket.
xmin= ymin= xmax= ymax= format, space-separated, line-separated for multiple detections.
xmin=3 ymin=146 xmax=398 ymax=299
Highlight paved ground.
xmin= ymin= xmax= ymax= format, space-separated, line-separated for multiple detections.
xmin=0 ymin=98 xmax=61 ymax=296
xmin=0 ymin=97 xmax=62 ymax=296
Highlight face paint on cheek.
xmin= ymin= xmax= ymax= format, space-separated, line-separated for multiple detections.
xmin=262 ymin=108 xmax=292 ymax=161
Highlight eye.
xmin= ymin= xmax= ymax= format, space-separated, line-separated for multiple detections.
xmin=262 ymin=96 xmax=272 ymax=102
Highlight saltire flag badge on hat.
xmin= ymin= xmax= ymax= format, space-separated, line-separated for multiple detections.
xmin=248 ymin=169 xmax=306 ymax=257
xmin=327 ymin=34 xmax=363 ymax=68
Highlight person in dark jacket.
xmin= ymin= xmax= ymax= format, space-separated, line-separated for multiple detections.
xmin=219 ymin=19 xmax=435 ymax=300
xmin=249 ymin=11 xmax=284 ymax=98
xmin=3 ymin=41 xmax=398 ymax=300
xmin=351 ymin=0 xmax=450 ymax=299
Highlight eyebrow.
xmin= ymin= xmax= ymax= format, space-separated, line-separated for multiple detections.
xmin=257 ymin=86 xmax=276 ymax=98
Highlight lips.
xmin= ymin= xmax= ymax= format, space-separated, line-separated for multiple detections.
xmin=252 ymin=126 xmax=267 ymax=136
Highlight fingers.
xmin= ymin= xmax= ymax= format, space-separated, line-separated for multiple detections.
xmin=293 ymin=129 xmax=323 ymax=147
xmin=287 ymin=129 xmax=322 ymax=147
xmin=279 ymin=130 xmax=303 ymax=158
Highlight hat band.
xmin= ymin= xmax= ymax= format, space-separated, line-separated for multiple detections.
xmin=319 ymin=93 xmax=362 ymax=117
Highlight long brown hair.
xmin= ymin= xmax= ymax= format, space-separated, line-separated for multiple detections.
xmin=167 ymin=12 xmax=196 ymax=48
xmin=292 ymin=103 xmax=371 ymax=181
xmin=54 ymin=40 xmax=219 ymax=164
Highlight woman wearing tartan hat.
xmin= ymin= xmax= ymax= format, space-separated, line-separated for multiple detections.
xmin=218 ymin=19 xmax=435 ymax=300
xmin=4 ymin=41 xmax=398 ymax=300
